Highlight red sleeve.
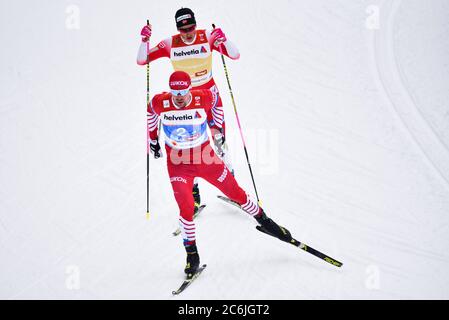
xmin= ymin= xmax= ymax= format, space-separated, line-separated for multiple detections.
xmin=148 ymin=39 xmax=171 ymax=62
xmin=147 ymin=95 xmax=161 ymax=141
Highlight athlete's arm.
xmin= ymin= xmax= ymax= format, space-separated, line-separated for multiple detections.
xmin=206 ymin=90 xmax=226 ymax=137
xmin=137 ymin=39 xmax=171 ymax=65
xmin=147 ymin=96 xmax=161 ymax=141
xmin=206 ymin=30 xmax=240 ymax=60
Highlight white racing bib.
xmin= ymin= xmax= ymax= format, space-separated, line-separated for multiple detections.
xmin=161 ymin=108 xmax=208 ymax=149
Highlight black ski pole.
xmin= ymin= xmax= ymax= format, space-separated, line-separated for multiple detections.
xmin=212 ymin=23 xmax=261 ymax=205
xmin=146 ymin=19 xmax=151 ymax=220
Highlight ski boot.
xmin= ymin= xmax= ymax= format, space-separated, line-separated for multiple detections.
xmin=184 ymin=243 xmax=200 ymax=276
xmin=255 ymin=210 xmax=293 ymax=242
xmin=192 ymin=183 xmax=201 ymax=214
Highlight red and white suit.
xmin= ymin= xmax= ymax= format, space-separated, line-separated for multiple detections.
xmin=148 ymin=89 xmax=260 ymax=245
xmin=138 ymin=29 xmax=240 ymax=139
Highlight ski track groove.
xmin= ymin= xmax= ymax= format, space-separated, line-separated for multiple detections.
xmin=373 ymin=0 xmax=449 ymax=193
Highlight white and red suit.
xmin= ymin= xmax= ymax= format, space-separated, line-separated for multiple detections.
xmin=138 ymin=29 xmax=240 ymax=139
xmin=148 ymin=89 xmax=260 ymax=245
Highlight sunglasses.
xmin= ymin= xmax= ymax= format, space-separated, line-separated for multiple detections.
xmin=171 ymin=88 xmax=190 ymax=96
xmin=178 ymin=25 xmax=196 ymax=34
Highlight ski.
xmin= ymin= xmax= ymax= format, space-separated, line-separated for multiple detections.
xmin=172 ymin=264 xmax=207 ymax=295
xmin=217 ymin=195 xmax=240 ymax=208
xmin=172 ymin=205 xmax=206 ymax=236
xmin=217 ymin=195 xmax=343 ymax=268
xmin=256 ymin=226 xmax=343 ymax=268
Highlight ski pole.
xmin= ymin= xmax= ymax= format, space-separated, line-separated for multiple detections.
xmin=212 ymin=24 xmax=261 ymax=205
xmin=146 ymin=19 xmax=151 ymax=220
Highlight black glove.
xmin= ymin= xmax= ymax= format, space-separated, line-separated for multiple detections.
xmin=149 ymin=140 xmax=162 ymax=159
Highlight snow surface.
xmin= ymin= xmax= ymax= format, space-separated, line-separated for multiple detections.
xmin=1 ymin=0 xmax=449 ymax=299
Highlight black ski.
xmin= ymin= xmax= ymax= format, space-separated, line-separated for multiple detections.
xmin=172 ymin=264 xmax=207 ymax=295
xmin=256 ymin=226 xmax=343 ymax=267
xmin=172 ymin=205 xmax=206 ymax=236
xmin=217 ymin=195 xmax=343 ymax=268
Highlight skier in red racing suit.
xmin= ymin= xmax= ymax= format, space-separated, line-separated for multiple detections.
xmin=148 ymin=71 xmax=292 ymax=275
xmin=138 ymin=7 xmax=239 ymax=214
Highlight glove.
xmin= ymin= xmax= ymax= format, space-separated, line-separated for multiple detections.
xmin=211 ymin=28 xmax=227 ymax=46
xmin=213 ymin=130 xmax=226 ymax=157
xmin=141 ymin=24 xmax=152 ymax=42
xmin=149 ymin=139 xmax=162 ymax=159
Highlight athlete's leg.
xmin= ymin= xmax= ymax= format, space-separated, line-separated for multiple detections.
xmin=210 ymin=86 xmax=234 ymax=175
xmin=198 ymin=148 xmax=260 ymax=217
xmin=167 ymin=163 xmax=196 ymax=245
xmin=192 ymin=177 xmax=201 ymax=213
xmin=197 ymin=148 xmax=292 ymax=242
xmin=167 ymin=162 xmax=201 ymax=273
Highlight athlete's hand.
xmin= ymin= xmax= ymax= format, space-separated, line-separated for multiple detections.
xmin=213 ymin=131 xmax=226 ymax=157
xmin=141 ymin=24 xmax=152 ymax=42
xmin=211 ymin=28 xmax=227 ymax=46
xmin=149 ymin=139 xmax=162 ymax=159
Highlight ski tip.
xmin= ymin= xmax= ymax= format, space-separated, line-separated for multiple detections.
xmin=326 ymin=259 xmax=343 ymax=268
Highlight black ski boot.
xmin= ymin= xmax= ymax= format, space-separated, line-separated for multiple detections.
xmin=255 ymin=210 xmax=293 ymax=242
xmin=192 ymin=183 xmax=201 ymax=214
xmin=184 ymin=243 xmax=200 ymax=276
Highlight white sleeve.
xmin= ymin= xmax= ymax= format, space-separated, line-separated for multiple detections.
xmin=206 ymin=30 xmax=240 ymax=60
xmin=222 ymin=39 xmax=240 ymax=60
xmin=136 ymin=41 xmax=149 ymax=65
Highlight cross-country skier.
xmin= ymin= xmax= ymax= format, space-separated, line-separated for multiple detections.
xmin=137 ymin=7 xmax=240 ymax=213
xmin=147 ymin=71 xmax=292 ymax=275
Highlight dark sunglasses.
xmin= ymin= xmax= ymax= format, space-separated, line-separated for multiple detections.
xmin=178 ymin=25 xmax=196 ymax=34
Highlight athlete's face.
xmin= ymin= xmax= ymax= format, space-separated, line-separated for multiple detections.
xmin=178 ymin=24 xmax=196 ymax=43
xmin=172 ymin=91 xmax=190 ymax=107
